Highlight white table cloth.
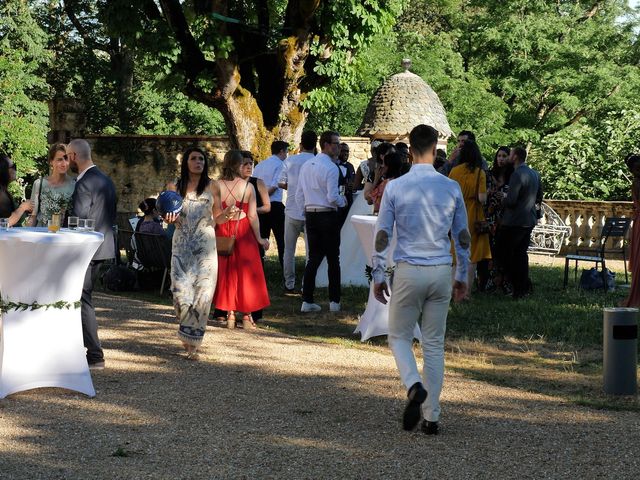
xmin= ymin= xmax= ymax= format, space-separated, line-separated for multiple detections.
xmin=0 ymin=228 xmax=104 ymax=398
xmin=351 ymin=215 xmax=421 ymax=342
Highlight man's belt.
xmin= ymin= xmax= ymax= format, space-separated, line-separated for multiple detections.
xmin=305 ymin=206 xmax=336 ymax=213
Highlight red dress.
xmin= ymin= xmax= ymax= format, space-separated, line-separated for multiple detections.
xmin=213 ymin=200 xmax=270 ymax=312
xmin=624 ymin=183 xmax=640 ymax=307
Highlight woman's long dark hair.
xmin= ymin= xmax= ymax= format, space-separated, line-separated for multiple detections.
xmin=460 ymin=140 xmax=483 ymax=172
xmin=177 ymin=147 xmax=210 ymax=198
xmin=492 ymin=146 xmax=513 ymax=184
xmin=0 ymin=155 xmax=11 ymax=190
xmin=375 ymin=142 xmax=396 ymax=164
xmin=383 ymin=152 xmax=403 ymax=179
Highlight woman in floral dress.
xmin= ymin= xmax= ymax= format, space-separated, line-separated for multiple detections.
xmin=165 ymin=147 xmax=236 ymax=359
xmin=484 ymin=147 xmax=513 ymax=292
xmin=28 ymin=143 xmax=75 ymax=226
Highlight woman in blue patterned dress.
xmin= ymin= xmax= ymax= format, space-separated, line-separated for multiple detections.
xmin=165 ymin=147 xmax=237 ymax=359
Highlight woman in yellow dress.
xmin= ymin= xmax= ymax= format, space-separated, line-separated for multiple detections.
xmin=449 ymin=140 xmax=492 ymax=297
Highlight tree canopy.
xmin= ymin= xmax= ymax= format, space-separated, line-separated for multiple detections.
xmin=6 ymin=0 xmax=640 ymax=200
xmin=0 ymin=0 xmax=50 ymax=175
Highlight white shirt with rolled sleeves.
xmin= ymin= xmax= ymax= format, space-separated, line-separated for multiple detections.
xmin=253 ymin=154 xmax=285 ymax=203
xmin=372 ymin=163 xmax=470 ymax=284
xmin=279 ymin=152 xmax=315 ymax=221
xmin=295 ymin=153 xmax=347 ymax=212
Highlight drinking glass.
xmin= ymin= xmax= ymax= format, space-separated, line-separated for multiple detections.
xmin=84 ymin=219 xmax=95 ymax=231
xmin=0 ymin=218 xmax=8 ymax=231
xmin=68 ymin=216 xmax=79 ymax=230
xmin=77 ymin=219 xmax=87 ymax=231
xmin=47 ymin=219 xmax=60 ymax=233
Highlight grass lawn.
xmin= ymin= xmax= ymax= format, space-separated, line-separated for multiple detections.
xmin=110 ymin=253 xmax=639 ymax=411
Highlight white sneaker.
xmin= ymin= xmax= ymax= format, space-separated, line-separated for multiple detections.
xmin=301 ymin=302 xmax=321 ymax=313
xmin=329 ymin=302 xmax=341 ymax=312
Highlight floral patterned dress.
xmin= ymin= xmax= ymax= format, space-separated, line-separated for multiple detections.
xmin=171 ymin=189 xmax=218 ymax=346
xmin=30 ymin=176 xmax=75 ymax=226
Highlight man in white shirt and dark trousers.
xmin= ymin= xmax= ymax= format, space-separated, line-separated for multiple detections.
xmin=296 ymin=131 xmax=347 ymax=312
xmin=278 ymin=131 xmax=317 ymax=294
xmin=373 ymin=124 xmax=470 ymax=435
xmin=253 ymin=140 xmax=288 ymax=268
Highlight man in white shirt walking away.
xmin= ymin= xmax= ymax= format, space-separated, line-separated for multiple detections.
xmin=253 ymin=140 xmax=288 ymax=268
xmin=278 ymin=130 xmax=317 ymax=294
xmin=372 ymin=124 xmax=470 ymax=435
xmin=295 ymin=131 xmax=347 ymax=312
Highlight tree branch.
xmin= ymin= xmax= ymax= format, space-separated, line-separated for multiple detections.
xmin=579 ymin=2 xmax=602 ymax=22
xmin=63 ymin=0 xmax=110 ymax=52
xmin=157 ymin=0 xmax=219 ymax=93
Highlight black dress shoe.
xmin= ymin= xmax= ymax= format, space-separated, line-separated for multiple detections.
xmin=421 ymin=420 xmax=439 ymax=435
xmin=403 ymin=382 xmax=427 ymax=431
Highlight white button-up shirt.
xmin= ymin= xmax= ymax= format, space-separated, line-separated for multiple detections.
xmin=253 ymin=154 xmax=284 ymax=203
xmin=295 ymin=153 xmax=347 ymax=212
xmin=279 ymin=151 xmax=314 ymax=221
xmin=372 ymin=163 xmax=470 ymax=284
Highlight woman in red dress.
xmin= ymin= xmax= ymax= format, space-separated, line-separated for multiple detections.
xmin=624 ymin=154 xmax=640 ymax=307
xmin=214 ymin=150 xmax=271 ymax=328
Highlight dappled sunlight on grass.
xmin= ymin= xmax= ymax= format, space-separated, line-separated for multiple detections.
xmin=445 ymin=337 xmax=639 ymax=411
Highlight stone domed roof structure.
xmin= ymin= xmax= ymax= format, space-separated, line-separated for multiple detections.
xmin=357 ymin=59 xmax=453 ymax=144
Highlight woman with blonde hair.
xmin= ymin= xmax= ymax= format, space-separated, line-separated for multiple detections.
xmin=213 ymin=150 xmax=270 ymax=329
xmin=28 ymin=143 xmax=75 ymax=227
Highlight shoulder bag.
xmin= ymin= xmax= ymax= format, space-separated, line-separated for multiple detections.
xmin=216 ymin=180 xmax=249 ymax=256
xmin=474 ymin=169 xmax=491 ymax=234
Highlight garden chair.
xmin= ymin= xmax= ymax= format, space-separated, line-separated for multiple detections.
xmin=563 ymin=217 xmax=631 ymax=289
xmin=118 ymin=228 xmax=172 ymax=295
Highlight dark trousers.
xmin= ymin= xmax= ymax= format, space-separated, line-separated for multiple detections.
xmin=82 ymin=260 xmax=105 ymax=363
xmin=303 ymin=211 xmax=341 ymax=303
xmin=259 ymin=201 xmax=285 ymax=268
xmin=496 ymin=225 xmax=533 ymax=296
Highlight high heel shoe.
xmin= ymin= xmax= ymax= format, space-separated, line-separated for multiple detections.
xmin=227 ymin=311 xmax=236 ymax=329
xmin=242 ymin=313 xmax=256 ymax=330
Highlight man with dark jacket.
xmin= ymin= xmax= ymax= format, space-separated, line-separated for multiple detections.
xmin=495 ymin=146 xmax=543 ymax=298
xmin=68 ymin=139 xmax=117 ymax=369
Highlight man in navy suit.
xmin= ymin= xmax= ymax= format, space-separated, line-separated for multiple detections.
xmin=67 ymin=139 xmax=117 ymax=370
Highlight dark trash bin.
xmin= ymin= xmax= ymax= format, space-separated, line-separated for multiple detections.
xmin=603 ymin=308 xmax=638 ymax=395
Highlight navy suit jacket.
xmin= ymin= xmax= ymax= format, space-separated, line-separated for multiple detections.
xmin=71 ymin=166 xmax=117 ymax=260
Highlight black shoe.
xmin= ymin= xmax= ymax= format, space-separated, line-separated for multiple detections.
xmin=403 ymin=382 xmax=427 ymax=431
xmin=88 ymin=361 xmax=105 ymax=370
xmin=284 ymin=287 xmax=300 ymax=296
xmin=421 ymin=420 xmax=439 ymax=435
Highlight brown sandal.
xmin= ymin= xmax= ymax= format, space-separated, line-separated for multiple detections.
xmin=242 ymin=314 xmax=256 ymax=330
xmin=227 ymin=311 xmax=236 ymax=329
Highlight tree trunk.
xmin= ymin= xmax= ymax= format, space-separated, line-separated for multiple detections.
xmin=211 ymin=37 xmax=310 ymax=161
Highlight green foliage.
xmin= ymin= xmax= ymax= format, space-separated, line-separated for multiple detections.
xmin=531 ymin=110 xmax=640 ymax=200
xmin=308 ymin=0 xmax=640 ymax=200
xmin=33 ymin=1 xmax=225 ymax=136
xmin=0 ymin=0 xmax=51 ymax=175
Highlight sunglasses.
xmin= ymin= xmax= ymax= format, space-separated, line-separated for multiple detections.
xmin=241 ymin=161 xmax=254 ymax=166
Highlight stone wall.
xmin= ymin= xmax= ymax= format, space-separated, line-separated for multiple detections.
xmin=87 ymin=134 xmax=373 ymax=215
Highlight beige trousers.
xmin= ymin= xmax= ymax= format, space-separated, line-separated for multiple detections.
xmin=388 ymin=262 xmax=452 ymax=422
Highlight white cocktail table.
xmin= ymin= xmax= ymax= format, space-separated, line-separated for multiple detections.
xmin=0 ymin=227 xmax=104 ymax=398
xmin=350 ymin=215 xmax=421 ymax=342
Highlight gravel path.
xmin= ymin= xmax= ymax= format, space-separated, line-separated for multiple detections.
xmin=1 ymin=292 xmax=638 ymax=479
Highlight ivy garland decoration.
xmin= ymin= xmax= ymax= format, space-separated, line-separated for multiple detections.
xmin=0 ymin=295 xmax=81 ymax=314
